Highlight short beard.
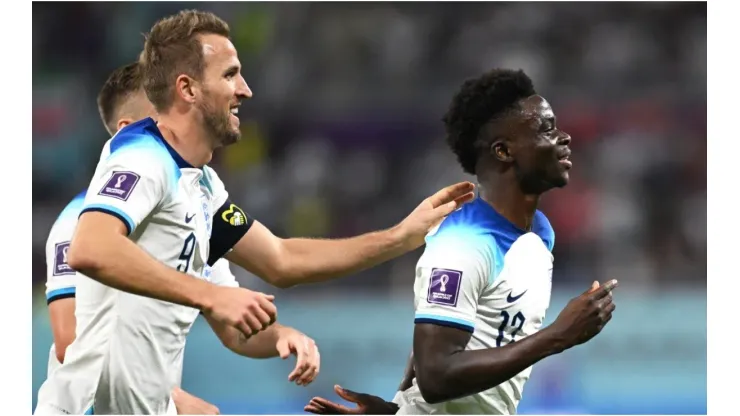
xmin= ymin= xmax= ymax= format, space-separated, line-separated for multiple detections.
xmin=198 ymin=93 xmax=240 ymax=148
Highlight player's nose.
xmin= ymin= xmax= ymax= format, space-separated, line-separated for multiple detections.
xmin=557 ymin=130 xmax=571 ymax=146
xmin=236 ymin=74 xmax=252 ymax=99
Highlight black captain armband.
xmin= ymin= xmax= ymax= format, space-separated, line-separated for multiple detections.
xmin=208 ymin=199 xmax=254 ymax=266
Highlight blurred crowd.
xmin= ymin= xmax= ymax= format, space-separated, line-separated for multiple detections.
xmin=32 ymin=2 xmax=706 ymax=296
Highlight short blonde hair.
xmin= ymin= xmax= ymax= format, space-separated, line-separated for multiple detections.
xmin=142 ymin=9 xmax=231 ymax=112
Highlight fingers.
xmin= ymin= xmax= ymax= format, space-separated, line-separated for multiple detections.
xmin=425 ymin=182 xmax=475 ymax=209
xmin=236 ymin=321 xmax=253 ymax=340
xmin=582 ymin=280 xmax=600 ymax=296
xmin=432 ymin=192 xmax=476 ymax=217
xmin=304 ymin=399 xmax=333 ymax=415
xmin=595 ymin=292 xmax=613 ymax=309
xmin=288 ymin=336 xmax=320 ymax=386
xmin=297 ymin=339 xmax=320 ymax=386
xmin=243 ymin=313 xmax=264 ymax=336
xmin=335 ymin=385 xmax=362 ymax=404
xmin=590 ymin=279 xmax=618 ymax=300
xmin=287 ymin=340 xmax=305 ymax=383
xmin=251 ymin=307 xmax=273 ymax=330
xmin=598 ymin=300 xmax=616 ymax=322
xmin=238 ymin=291 xmax=278 ymax=335
xmin=256 ymin=295 xmax=278 ymax=325
xmin=303 ymin=404 xmax=323 ymax=414
xmin=304 ymin=397 xmax=351 ymax=415
xmin=602 ymin=311 xmax=614 ymax=325
xmin=604 ymin=301 xmax=616 ymax=315
xmin=300 ymin=344 xmax=320 ymax=385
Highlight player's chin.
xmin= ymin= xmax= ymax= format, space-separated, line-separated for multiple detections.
xmin=552 ymin=172 xmax=569 ymax=188
xmin=221 ymin=130 xmax=241 ymax=147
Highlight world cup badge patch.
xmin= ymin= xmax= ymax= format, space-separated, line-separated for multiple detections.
xmin=54 ymin=241 xmax=75 ymax=276
xmin=427 ymin=268 xmax=462 ymax=307
xmin=98 ymin=171 xmax=140 ymax=201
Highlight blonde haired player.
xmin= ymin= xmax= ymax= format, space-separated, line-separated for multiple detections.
xmin=43 ymin=61 xmax=318 ymax=415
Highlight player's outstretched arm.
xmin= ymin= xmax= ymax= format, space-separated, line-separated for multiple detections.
xmin=225 ymin=182 xmax=475 ymax=288
xmin=413 ymin=280 xmax=618 ymax=404
xmin=204 ymin=317 xmax=320 ymax=386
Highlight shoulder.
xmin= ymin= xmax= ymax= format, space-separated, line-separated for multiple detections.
xmin=424 ymin=200 xmax=515 ymax=284
xmin=47 ymin=190 xmax=87 ymax=247
xmin=421 ymin=216 xmax=495 ymax=286
xmin=107 ymin=119 xmax=170 ymax=159
xmin=101 ymin=119 xmax=185 ymax=188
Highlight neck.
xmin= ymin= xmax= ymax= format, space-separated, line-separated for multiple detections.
xmin=155 ymin=112 xmax=213 ymax=168
xmin=477 ymin=171 xmax=540 ymax=231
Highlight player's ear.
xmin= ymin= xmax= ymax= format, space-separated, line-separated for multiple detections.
xmin=175 ymin=74 xmax=198 ymax=104
xmin=491 ymin=139 xmax=513 ymax=163
xmin=117 ymin=118 xmax=134 ymax=132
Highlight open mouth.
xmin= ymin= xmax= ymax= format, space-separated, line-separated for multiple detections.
xmin=229 ymin=104 xmax=240 ymax=124
xmin=558 ymin=149 xmax=572 ymax=169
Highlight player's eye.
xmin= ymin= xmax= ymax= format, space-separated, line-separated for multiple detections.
xmin=224 ymin=69 xmax=239 ymax=79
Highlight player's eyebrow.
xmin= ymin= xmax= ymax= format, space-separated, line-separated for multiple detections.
xmin=223 ymin=64 xmax=240 ymax=77
xmin=538 ymin=115 xmax=556 ymax=130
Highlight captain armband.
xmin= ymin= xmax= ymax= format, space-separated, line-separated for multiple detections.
xmin=208 ymin=199 xmax=254 ymax=266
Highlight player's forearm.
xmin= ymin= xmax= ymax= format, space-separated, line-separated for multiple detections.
xmin=226 ymin=323 xmax=285 ymax=358
xmin=48 ymin=298 xmax=76 ymax=363
xmin=276 ymin=226 xmax=408 ymax=287
xmin=417 ymin=327 xmax=566 ymax=404
xmin=68 ymin=234 xmax=212 ymax=309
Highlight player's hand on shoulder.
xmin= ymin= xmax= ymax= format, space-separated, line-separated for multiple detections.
xmin=275 ymin=326 xmax=320 ymax=386
xmin=304 ymin=385 xmax=398 ymax=415
xmin=397 ymin=182 xmax=476 ymax=250
xmin=551 ymin=279 xmax=618 ymax=348
xmin=200 ymin=286 xmax=277 ymax=338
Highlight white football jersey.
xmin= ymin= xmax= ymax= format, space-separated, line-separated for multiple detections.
xmin=44 ymin=190 xmax=86 ymax=377
xmin=396 ymin=197 xmax=555 ymax=415
xmin=35 ymin=118 xmax=242 ymax=415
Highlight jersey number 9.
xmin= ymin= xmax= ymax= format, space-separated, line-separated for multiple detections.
xmin=177 ymin=233 xmax=197 ymax=273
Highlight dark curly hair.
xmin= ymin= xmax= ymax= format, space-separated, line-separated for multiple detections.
xmin=443 ymin=69 xmax=536 ymax=175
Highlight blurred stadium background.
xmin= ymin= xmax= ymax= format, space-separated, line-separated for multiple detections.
xmin=32 ymin=2 xmax=706 ymax=414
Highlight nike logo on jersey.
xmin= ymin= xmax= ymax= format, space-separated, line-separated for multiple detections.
xmin=185 ymin=213 xmax=196 ymax=223
xmin=506 ymin=289 xmax=528 ymax=303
